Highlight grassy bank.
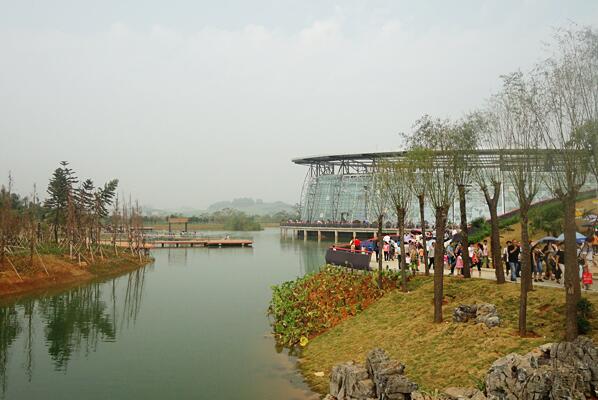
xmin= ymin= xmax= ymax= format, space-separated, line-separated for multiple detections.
xmin=299 ymin=276 xmax=598 ymax=394
xmin=0 ymin=247 xmax=151 ymax=300
xmin=469 ymin=193 xmax=597 ymax=244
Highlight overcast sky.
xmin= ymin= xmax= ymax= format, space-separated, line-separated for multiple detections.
xmin=1 ymin=0 xmax=596 ymax=210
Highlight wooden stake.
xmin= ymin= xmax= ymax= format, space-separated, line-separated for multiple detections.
xmin=34 ymin=247 xmax=50 ymax=276
xmin=6 ymin=256 xmax=23 ymax=281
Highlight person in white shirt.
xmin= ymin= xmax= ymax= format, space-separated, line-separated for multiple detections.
xmin=482 ymin=240 xmax=489 ymax=268
xmin=427 ymin=240 xmax=435 ymax=271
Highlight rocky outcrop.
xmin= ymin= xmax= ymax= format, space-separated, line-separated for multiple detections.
xmin=486 ymin=336 xmax=598 ymax=399
xmin=329 ymin=348 xmax=418 ymax=400
xmin=453 ymin=304 xmax=500 ymax=328
xmin=442 ymin=388 xmax=486 ymax=400
xmin=326 ymin=338 xmax=597 ymax=400
xmin=330 ymin=362 xmax=376 ymax=400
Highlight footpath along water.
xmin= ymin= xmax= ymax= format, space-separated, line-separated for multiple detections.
xmin=0 ymin=228 xmax=327 ymax=400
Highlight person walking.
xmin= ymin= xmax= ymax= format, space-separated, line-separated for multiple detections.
xmin=427 ymin=240 xmax=435 ymax=271
xmin=532 ymin=244 xmax=544 ymax=282
xmin=447 ymin=242 xmax=456 ymax=275
xmin=555 ymin=243 xmax=565 ymax=284
xmin=455 ymin=254 xmax=464 ymax=276
xmin=507 ymin=240 xmax=518 ymax=282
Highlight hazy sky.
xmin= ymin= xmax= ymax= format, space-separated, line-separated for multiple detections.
xmin=1 ymin=0 xmax=597 ymax=210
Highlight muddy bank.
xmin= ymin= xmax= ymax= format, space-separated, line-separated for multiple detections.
xmin=0 ymin=253 xmax=151 ymax=301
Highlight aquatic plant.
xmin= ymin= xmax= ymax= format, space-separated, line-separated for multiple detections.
xmin=268 ymin=266 xmax=399 ymax=347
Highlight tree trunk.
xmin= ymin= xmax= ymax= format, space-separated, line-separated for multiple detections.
xmin=482 ymin=184 xmax=505 ymax=284
xmin=563 ymin=194 xmax=580 ymax=341
xmin=458 ymin=185 xmax=471 ymax=278
xmin=53 ymin=219 xmax=59 ymax=243
xmin=397 ymin=207 xmax=407 ymax=292
xmin=518 ymin=206 xmax=531 ymax=336
xmin=377 ymin=214 xmax=383 ymax=289
xmin=418 ymin=194 xmax=428 ymax=276
xmin=433 ymin=206 xmax=447 ymax=323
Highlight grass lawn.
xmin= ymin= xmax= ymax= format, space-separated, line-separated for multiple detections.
xmin=299 ymin=276 xmax=598 ymax=394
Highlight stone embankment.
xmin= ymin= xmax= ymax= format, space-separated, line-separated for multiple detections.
xmin=324 ymin=336 xmax=598 ymax=400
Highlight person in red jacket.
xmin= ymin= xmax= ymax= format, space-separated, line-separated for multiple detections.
xmin=582 ymin=266 xmax=593 ymax=291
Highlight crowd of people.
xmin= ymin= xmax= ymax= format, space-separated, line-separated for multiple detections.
xmin=345 ymin=227 xmax=597 ymax=290
xmin=502 ymin=237 xmax=595 ymax=289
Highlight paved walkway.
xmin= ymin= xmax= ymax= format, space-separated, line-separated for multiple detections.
xmin=370 ymin=259 xmax=598 ymax=292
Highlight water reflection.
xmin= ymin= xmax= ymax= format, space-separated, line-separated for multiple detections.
xmin=279 ymin=238 xmax=327 ymax=276
xmin=0 ymin=266 xmax=148 ymax=397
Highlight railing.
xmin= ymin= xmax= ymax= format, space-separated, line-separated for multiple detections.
xmin=330 ymin=245 xmax=373 ymax=255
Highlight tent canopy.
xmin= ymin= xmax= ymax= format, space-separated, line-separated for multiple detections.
xmin=555 ymin=232 xmax=586 ymax=243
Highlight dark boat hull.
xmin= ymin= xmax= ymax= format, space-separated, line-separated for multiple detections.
xmin=325 ymin=248 xmax=372 ymax=270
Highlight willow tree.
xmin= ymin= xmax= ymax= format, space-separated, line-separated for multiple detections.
xmin=379 ymin=159 xmax=413 ymax=292
xmin=473 ymin=110 xmax=506 ymax=284
xmin=530 ymin=26 xmax=597 ymax=340
xmin=370 ymin=165 xmax=390 ymax=289
xmin=407 ymin=116 xmax=456 ymax=323
xmin=492 ymin=72 xmax=544 ymax=337
xmin=449 ymin=116 xmax=480 ymax=278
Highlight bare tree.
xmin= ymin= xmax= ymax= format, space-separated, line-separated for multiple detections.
xmin=379 ymin=159 xmax=413 ymax=292
xmin=370 ymin=164 xmax=390 ymax=289
xmin=474 ymin=110 xmax=507 ymax=284
xmin=449 ymin=116 xmax=480 ymax=278
xmin=530 ymin=26 xmax=597 ymax=340
xmin=407 ymin=116 xmax=457 ymax=323
xmin=492 ymin=72 xmax=545 ymax=337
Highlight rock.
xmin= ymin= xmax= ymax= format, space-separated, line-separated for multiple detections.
xmin=411 ymin=392 xmax=435 ymax=400
xmin=453 ymin=304 xmax=500 ymax=328
xmin=330 ymin=361 xmax=376 ymax=400
xmin=485 ymin=336 xmax=598 ymax=399
xmin=443 ymin=387 xmax=486 ymax=400
xmin=329 ymin=349 xmax=417 ymax=400
xmin=366 ymin=348 xmax=413 ymax=399
xmin=453 ymin=305 xmax=477 ymax=323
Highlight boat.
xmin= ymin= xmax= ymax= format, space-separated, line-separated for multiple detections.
xmin=325 ymin=246 xmax=372 ymax=270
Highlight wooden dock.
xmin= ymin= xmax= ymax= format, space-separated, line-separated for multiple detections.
xmin=149 ymin=239 xmax=253 ymax=248
xmin=108 ymin=239 xmax=253 ymax=249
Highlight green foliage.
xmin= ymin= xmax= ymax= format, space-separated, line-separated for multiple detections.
xmin=466 ymin=191 xmax=592 ymax=243
xmin=577 ymin=297 xmax=594 ymax=334
xmin=222 ymin=211 xmax=262 ymax=231
xmin=468 ymin=218 xmax=491 ymax=244
xmin=470 ymin=374 xmax=487 ymax=392
xmin=268 ymin=266 xmax=400 ymax=347
xmin=529 ymin=202 xmax=563 ymax=236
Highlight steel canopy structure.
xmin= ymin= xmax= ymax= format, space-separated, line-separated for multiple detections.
xmin=292 ymin=149 xmax=593 ymax=223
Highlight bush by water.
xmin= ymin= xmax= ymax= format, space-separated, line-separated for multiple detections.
xmin=268 ymin=266 xmax=399 ymax=347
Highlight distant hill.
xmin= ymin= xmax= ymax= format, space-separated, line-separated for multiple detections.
xmin=143 ymin=198 xmax=295 ymax=217
xmin=207 ymin=198 xmax=294 ymax=216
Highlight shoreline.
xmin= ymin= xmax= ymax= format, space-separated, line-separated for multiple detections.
xmin=0 ymin=252 xmax=152 ymax=303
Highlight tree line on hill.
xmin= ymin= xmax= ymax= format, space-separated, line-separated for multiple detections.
xmin=0 ymin=161 xmax=146 ymax=278
xmin=370 ymin=25 xmax=596 ymax=342
xmin=142 ymin=208 xmax=300 ymax=231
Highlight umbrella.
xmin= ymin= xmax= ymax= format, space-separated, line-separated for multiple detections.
xmin=555 ymin=232 xmax=586 ymax=243
xmin=537 ymin=236 xmax=557 ymax=242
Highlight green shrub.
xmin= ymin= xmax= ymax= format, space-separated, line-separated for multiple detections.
xmin=577 ymin=297 xmax=594 ymax=334
xmin=268 ymin=266 xmax=399 ymax=347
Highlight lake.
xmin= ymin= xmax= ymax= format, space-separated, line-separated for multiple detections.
xmin=0 ymin=228 xmax=328 ymax=399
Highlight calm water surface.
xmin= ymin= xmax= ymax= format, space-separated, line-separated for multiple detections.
xmin=0 ymin=228 xmax=328 ymax=399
